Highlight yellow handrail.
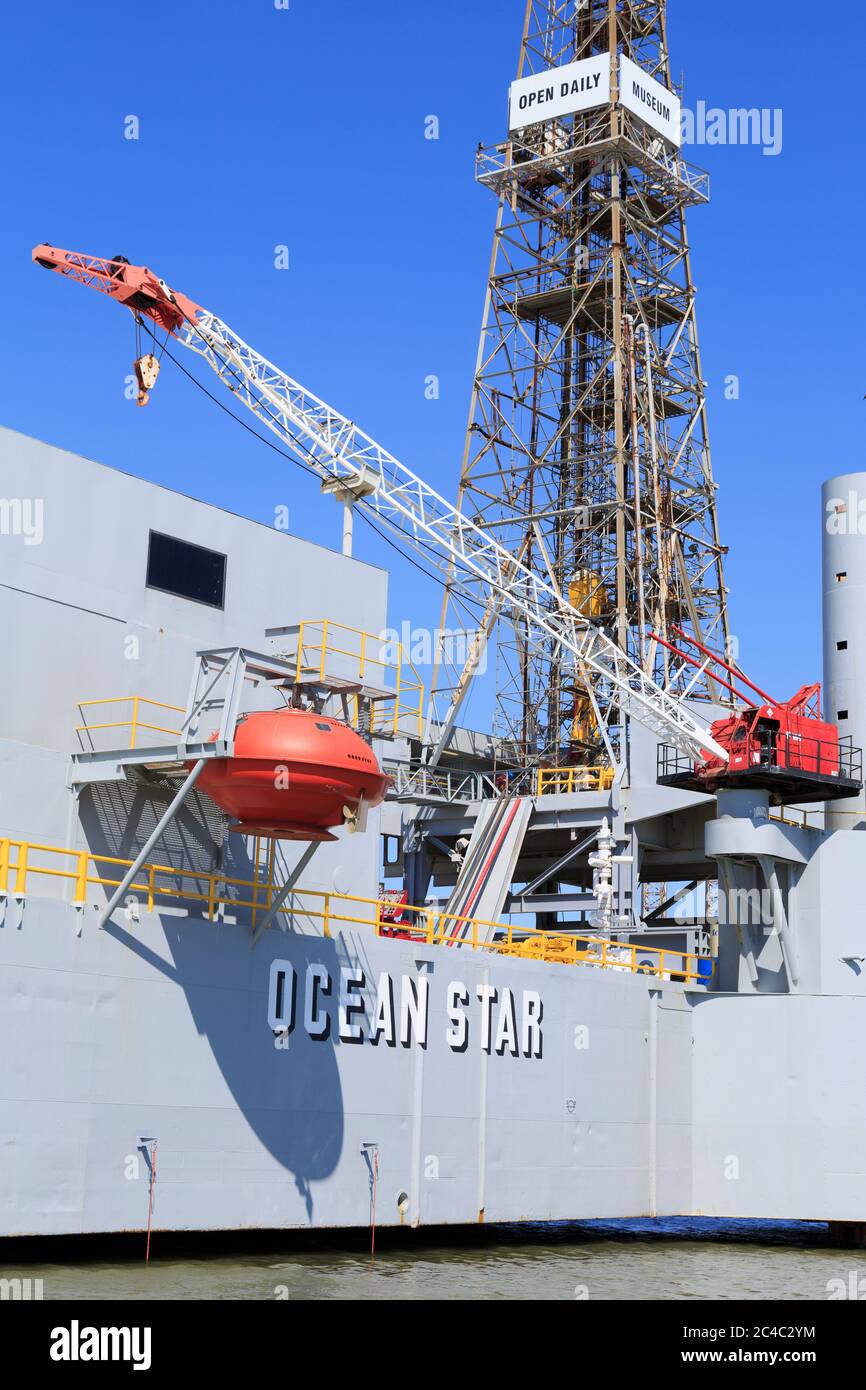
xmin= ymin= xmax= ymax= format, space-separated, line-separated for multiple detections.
xmin=76 ymin=696 xmax=185 ymax=751
xmin=536 ymin=766 xmax=615 ymax=795
xmin=0 ymin=835 xmax=713 ymax=985
xmin=293 ymin=619 xmax=425 ymax=738
xmin=77 ymin=624 xmax=426 ymax=752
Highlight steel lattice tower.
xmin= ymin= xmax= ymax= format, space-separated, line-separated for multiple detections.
xmin=436 ymin=0 xmax=730 ymax=772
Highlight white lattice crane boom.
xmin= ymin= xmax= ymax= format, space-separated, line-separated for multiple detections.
xmin=31 ymin=245 xmax=728 ymax=763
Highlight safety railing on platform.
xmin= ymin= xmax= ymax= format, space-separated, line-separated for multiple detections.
xmin=291 ymin=619 xmax=425 ymax=739
xmin=76 ymin=696 xmax=185 ymax=751
xmin=659 ymin=733 xmax=862 ymax=785
xmin=476 ymin=107 xmax=710 ymax=204
xmin=536 ymin=766 xmax=615 ymax=796
xmin=770 ymin=807 xmax=823 ymax=831
xmin=385 ymin=765 xmax=505 ymax=803
xmin=0 ymin=836 xmax=712 ymax=985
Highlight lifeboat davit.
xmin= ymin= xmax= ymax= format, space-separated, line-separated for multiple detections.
xmin=197 ymin=708 xmax=390 ymax=841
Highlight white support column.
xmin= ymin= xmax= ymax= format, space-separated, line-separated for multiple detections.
xmin=758 ymin=854 xmax=799 ymax=991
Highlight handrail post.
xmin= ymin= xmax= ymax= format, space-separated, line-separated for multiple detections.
xmin=74 ymin=851 xmax=89 ymax=905
xmin=426 ymin=909 xmax=434 ymax=945
xmin=250 ymin=834 xmax=261 ymax=931
xmin=131 ymin=695 xmax=139 ymax=750
xmin=323 ymin=893 xmax=331 ymax=938
xmin=0 ymin=839 xmax=9 ymax=895
xmin=14 ymin=843 xmax=28 ymax=897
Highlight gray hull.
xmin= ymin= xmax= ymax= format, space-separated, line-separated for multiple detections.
xmin=2 ymin=428 xmax=866 ymax=1238
xmin=3 ymin=897 xmax=866 ymax=1235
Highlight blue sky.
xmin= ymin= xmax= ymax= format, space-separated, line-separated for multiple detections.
xmin=3 ymin=0 xmax=863 ymax=718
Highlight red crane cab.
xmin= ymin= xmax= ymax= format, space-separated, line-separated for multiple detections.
xmin=655 ymin=634 xmax=862 ymax=804
xmin=698 ymin=685 xmax=845 ymax=788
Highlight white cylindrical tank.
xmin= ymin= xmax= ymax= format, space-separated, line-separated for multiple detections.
xmin=822 ymin=473 xmax=866 ymax=827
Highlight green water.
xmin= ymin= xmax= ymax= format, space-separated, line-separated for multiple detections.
xmin=4 ymin=1220 xmax=863 ymax=1301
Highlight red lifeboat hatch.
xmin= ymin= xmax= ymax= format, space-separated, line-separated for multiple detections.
xmin=196 ymin=708 xmax=390 ymax=841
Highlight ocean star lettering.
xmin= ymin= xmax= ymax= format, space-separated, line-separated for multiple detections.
xmin=268 ymin=960 xmax=543 ymax=1057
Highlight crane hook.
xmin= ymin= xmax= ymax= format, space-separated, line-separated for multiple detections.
xmin=133 ymin=353 xmax=160 ymax=407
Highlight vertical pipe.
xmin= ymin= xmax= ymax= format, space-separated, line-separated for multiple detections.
xmin=341 ymin=497 xmax=354 ymax=557
xmin=476 ymin=964 xmax=490 ymax=1223
xmin=648 ymin=989 xmax=659 ymax=1217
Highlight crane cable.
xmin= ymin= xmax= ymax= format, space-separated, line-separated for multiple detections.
xmin=137 ymin=318 xmax=488 ymax=618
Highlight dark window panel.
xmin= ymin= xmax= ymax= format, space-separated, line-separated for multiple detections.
xmin=146 ymin=531 xmax=227 ymax=609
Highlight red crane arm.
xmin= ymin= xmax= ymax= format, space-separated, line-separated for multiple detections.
xmin=32 ymin=245 xmax=202 ymax=336
xmin=785 ymin=683 xmax=822 ymax=718
xmin=670 ymin=625 xmax=776 ymax=706
xmin=652 ymin=631 xmax=746 ymax=705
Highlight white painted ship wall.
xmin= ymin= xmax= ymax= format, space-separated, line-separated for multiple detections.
xmin=2 ymin=431 xmax=866 ymax=1235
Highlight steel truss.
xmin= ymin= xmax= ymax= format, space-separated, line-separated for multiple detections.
xmin=173 ymin=310 xmax=726 ymax=762
xmin=435 ymin=0 xmax=731 ymax=770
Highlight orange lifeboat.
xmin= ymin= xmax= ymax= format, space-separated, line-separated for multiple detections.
xmin=197 ymin=708 xmax=390 ymax=841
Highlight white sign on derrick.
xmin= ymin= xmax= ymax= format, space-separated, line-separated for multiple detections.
xmin=619 ymin=53 xmax=681 ymax=147
xmin=508 ymin=51 xmax=681 ymax=150
xmin=509 ymin=53 xmax=610 ymax=132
